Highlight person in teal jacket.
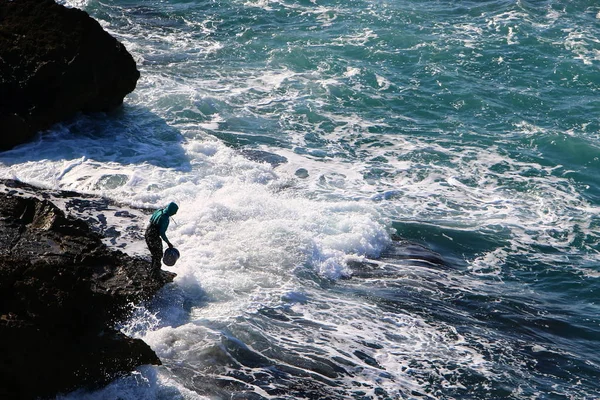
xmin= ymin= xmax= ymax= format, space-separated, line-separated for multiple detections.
xmin=145 ymin=202 xmax=178 ymax=274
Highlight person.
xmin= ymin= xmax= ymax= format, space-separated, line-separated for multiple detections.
xmin=145 ymin=202 xmax=178 ymax=275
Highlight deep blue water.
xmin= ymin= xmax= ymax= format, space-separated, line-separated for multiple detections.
xmin=1 ymin=0 xmax=600 ymax=398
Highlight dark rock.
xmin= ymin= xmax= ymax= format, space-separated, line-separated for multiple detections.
xmin=295 ymin=168 xmax=309 ymax=179
xmin=241 ymin=149 xmax=288 ymax=167
xmin=0 ymin=0 xmax=140 ymax=150
xmin=0 ymin=179 xmax=172 ymax=399
xmin=346 ymin=237 xmax=449 ymax=279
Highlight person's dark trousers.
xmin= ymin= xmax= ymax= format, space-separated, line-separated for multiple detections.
xmin=145 ymin=224 xmax=163 ymax=275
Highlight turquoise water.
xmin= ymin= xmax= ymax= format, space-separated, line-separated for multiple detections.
xmin=2 ymin=0 xmax=600 ymax=398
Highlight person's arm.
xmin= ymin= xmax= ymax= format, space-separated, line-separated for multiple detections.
xmin=159 ymin=215 xmax=173 ymax=248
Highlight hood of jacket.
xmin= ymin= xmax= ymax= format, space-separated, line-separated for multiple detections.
xmin=166 ymin=202 xmax=179 ymax=216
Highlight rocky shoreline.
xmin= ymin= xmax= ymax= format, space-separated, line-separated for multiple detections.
xmin=0 ymin=179 xmax=173 ymax=399
xmin=0 ymin=0 xmax=173 ymax=397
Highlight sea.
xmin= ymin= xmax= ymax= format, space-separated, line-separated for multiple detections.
xmin=1 ymin=0 xmax=599 ymax=399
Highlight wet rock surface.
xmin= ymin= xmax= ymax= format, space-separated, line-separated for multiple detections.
xmin=0 ymin=179 xmax=171 ymax=399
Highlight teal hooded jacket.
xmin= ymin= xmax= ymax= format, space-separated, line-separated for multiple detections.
xmin=150 ymin=202 xmax=179 ymax=246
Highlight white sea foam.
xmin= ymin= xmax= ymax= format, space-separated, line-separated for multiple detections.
xmin=111 ymin=272 xmax=494 ymax=399
xmin=564 ymin=28 xmax=600 ymax=65
xmin=333 ymin=28 xmax=378 ymax=47
xmin=59 ymin=0 xmax=90 ymax=8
